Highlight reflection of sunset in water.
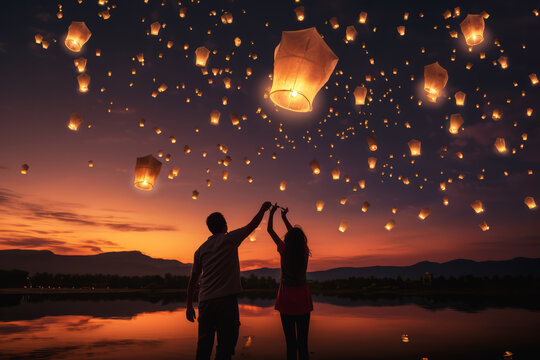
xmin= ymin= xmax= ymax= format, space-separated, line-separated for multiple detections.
xmin=1 ymin=301 xmax=539 ymax=359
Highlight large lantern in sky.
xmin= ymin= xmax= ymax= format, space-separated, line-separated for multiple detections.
xmin=150 ymin=21 xmax=161 ymax=35
xmin=424 ymin=62 xmax=448 ymax=101
xmin=65 ymin=21 xmax=91 ymax=52
xmin=195 ymin=46 xmax=210 ymax=67
xmin=353 ymin=86 xmax=367 ymax=105
xmin=408 ymin=139 xmax=421 ymax=156
xmin=77 ymin=73 xmax=90 ymax=93
xmin=449 ymin=114 xmax=464 ymax=134
xmin=134 ymin=155 xmax=162 ymax=191
xmin=460 ymin=14 xmax=485 ymax=46
xmin=270 ymin=27 xmax=338 ymax=112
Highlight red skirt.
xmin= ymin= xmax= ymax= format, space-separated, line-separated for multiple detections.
xmin=275 ymin=282 xmax=313 ymax=315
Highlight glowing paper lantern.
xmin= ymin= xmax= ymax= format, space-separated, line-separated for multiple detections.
xmin=479 ymin=221 xmax=490 ymax=231
xmin=529 ymin=73 xmax=538 ymax=85
xmin=449 ymin=114 xmax=464 ymax=134
xmin=269 ymin=27 xmax=338 ymax=112
xmin=316 ymin=201 xmax=325 ymax=212
xmin=331 ymin=168 xmax=340 ymax=180
xmin=134 ymin=155 xmax=162 ymax=191
xmin=498 ymin=56 xmax=508 ymax=69
xmin=192 ymin=190 xmax=199 ymax=200
xmin=418 ymin=207 xmax=431 ymax=220
xmin=150 ymin=21 xmax=161 ymax=35
xmin=329 ymin=17 xmax=339 ymax=29
xmin=367 ymin=135 xmax=377 ymax=151
xmin=385 ymin=220 xmax=395 ymax=231
xmin=361 ymin=201 xmax=370 ymax=212
xmin=354 ymin=86 xmax=367 ymax=105
xmin=470 ymin=200 xmax=484 ymax=213
xmin=77 ymin=73 xmax=90 ymax=93
xmin=35 ymin=34 xmax=43 ymax=44
xmin=338 ymin=220 xmax=349 ymax=232
xmin=460 ymin=14 xmax=485 ymax=46
xmin=340 ymin=197 xmax=348 ymax=205
xmin=492 ymin=109 xmax=502 ymax=120
xmin=234 ymin=37 xmax=241 ymax=47
xmin=294 ymin=6 xmax=305 ymax=21
xmin=195 ymin=46 xmax=210 ymax=67
xmin=280 ymin=181 xmax=287 ymax=191
xmin=230 ymin=113 xmax=240 ymax=126
xmin=397 ymin=26 xmax=405 ymax=36
xmin=454 ymin=91 xmax=466 ymax=106
xmin=68 ymin=113 xmax=83 ymax=131
xmin=401 ymin=334 xmax=409 ymax=343
xmin=424 ymin=62 xmax=448 ymax=101
xmin=221 ymin=12 xmax=233 ymax=24
xmin=74 ymin=57 xmax=87 ymax=72
xmin=210 ymin=110 xmax=221 ymax=125
xmin=88 ymin=160 xmax=94 ymax=168
xmin=358 ymin=180 xmax=366 ymax=189
xmin=368 ymin=157 xmax=377 ymax=169
xmin=345 ymin=26 xmax=357 ymax=41
xmin=65 ymin=21 xmax=91 ymax=52
xmin=309 ymin=160 xmax=321 ymax=174
xmin=524 ymin=197 xmax=536 ymax=209
xmin=494 ymin=137 xmax=507 ymax=153
xmin=408 ymin=139 xmax=421 ymax=156
xmin=222 ymin=170 xmax=228 ymax=180
xmin=21 ymin=164 xmax=29 ymax=175
xmin=358 ymin=12 xmax=367 ymax=24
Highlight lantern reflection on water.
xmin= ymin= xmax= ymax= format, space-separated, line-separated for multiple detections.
xmin=270 ymin=28 xmax=338 ymax=112
xmin=134 ymin=155 xmax=162 ymax=191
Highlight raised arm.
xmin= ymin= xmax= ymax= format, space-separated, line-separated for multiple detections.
xmin=229 ymin=201 xmax=272 ymax=246
xmin=267 ymin=204 xmax=283 ymax=247
xmin=281 ymin=207 xmax=293 ymax=231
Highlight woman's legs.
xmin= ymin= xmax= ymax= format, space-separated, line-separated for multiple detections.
xmin=280 ymin=313 xmax=298 ymax=360
xmin=296 ymin=313 xmax=310 ymax=360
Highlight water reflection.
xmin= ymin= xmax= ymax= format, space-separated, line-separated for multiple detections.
xmin=0 ymin=295 xmax=538 ymax=360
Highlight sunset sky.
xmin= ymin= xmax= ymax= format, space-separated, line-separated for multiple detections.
xmin=0 ymin=0 xmax=538 ymax=271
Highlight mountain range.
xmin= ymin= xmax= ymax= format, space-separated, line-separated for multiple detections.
xmin=1 ymin=249 xmax=539 ymax=280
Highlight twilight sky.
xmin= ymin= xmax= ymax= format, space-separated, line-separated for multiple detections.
xmin=0 ymin=0 xmax=539 ymax=271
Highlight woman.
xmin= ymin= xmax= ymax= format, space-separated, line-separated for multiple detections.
xmin=267 ymin=204 xmax=313 ymax=360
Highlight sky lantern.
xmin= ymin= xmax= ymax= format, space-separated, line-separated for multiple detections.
xmin=358 ymin=12 xmax=367 ymax=24
xmin=230 ymin=113 xmax=240 ymax=126
xmin=498 ymin=56 xmax=508 ymax=69
xmin=397 ymin=26 xmax=405 ymax=36
xmin=210 ymin=110 xmax=221 ymax=125
xmin=460 ymin=14 xmax=485 ymax=46
xmin=408 ymin=139 xmax=421 ymax=156
xmin=294 ymin=6 xmax=304 ymax=21
xmin=195 ymin=46 xmax=210 ymax=67
xmin=21 ymin=164 xmax=29 ymax=175
xmin=443 ymin=197 xmax=449 ymax=206
xmin=354 ymin=86 xmax=367 ymax=105
xmin=361 ymin=201 xmax=370 ymax=212
xmin=150 ymin=21 xmax=161 ymax=35
xmin=77 ymin=73 xmax=90 ymax=93
xmin=192 ymin=190 xmax=199 ymax=200
xmin=418 ymin=207 xmax=431 ymax=220
xmin=385 ymin=220 xmax=395 ymax=231
xmin=74 ymin=58 xmax=87 ymax=72
xmin=340 ymin=197 xmax=348 ymax=205
xmin=134 ymin=155 xmax=162 ymax=191
xmin=35 ymin=34 xmax=43 ymax=44
xmin=367 ymin=135 xmax=377 ymax=151
xmin=358 ymin=180 xmax=366 ymax=189
xmin=524 ymin=196 xmax=536 ymax=209
xmin=424 ymin=62 xmax=448 ymax=101
xmin=454 ymin=91 xmax=466 ymax=106
xmin=280 ymin=181 xmax=287 ymax=191
xmin=368 ymin=157 xmax=377 ymax=169
xmin=269 ymin=27 xmax=338 ymax=112
xmin=88 ymin=160 xmax=94 ymax=168
xmin=345 ymin=26 xmax=357 ymax=41
xmin=65 ymin=21 xmax=91 ymax=52
xmin=338 ymin=220 xmax=348 ymax=232
xmin=529 ymin=73 xmax=538 ymax=85
xmin=492 ymin=109 xmax=502 ymax=120
xmin=68 ymin=113 xmax=83 ymax=131
xmin=222 ymin=170 xmax=228 ymax=181
xmin=479 ymin=221 xmax=490 ymax=231
xmin=331 ymin=167 xmax=340 ymax=180
xmin=494 ymin=137 xmax=507 ymax=153
xmin=470 ymin=200 xmax=484 ymax=213
xmin=221 ymin=12 xmax=233 ymax=24
xmin=309 ymin=160 xmax=321 ymax=174
xmin=329 ymin=17 xmax=339 ymax=29
xmin=449 ymin=114 xmax=464 ymax=134
xmin=234 ymin=37 xmax=241 ymax=47
xmin=316 ymin=201 xmax=325 ymax=212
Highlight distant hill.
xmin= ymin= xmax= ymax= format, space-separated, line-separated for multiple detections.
xmin=0 ymin=249 xmax=192 ymax=276
xmin=242 ymin=258 xmax=540 ymax=281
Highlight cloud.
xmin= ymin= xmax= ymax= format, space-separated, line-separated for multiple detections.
xmin=0 ymin=235 xmax=112 ymax=254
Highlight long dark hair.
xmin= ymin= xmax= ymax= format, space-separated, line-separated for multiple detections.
xmin=283 ymin=227 xmax=311 ymax=258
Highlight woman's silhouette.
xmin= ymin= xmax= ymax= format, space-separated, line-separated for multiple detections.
xmin=267 ymin=204 xmax=313 ymax=360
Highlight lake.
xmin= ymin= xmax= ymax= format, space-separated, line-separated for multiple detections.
xmin=0 ymin=294 xmax=538 ymax=359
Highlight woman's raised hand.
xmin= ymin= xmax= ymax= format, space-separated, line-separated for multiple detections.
xmin=281 ymin=207 xmax=289 ymax=217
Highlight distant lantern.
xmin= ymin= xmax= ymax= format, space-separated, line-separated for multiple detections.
xmin=230 ymin=112 xmax=240 ymax=126
xmin=479 ymin=221 xmax=490 ymax=231
xmin=397 ymin=26 xmax=405 ymax=36
xmin=385 ymin=220 xmax=395 ymax=231
xmin=74 ymin=57 xmax=87 ymax=72
xmin=222 ymin=170 xmax=228 ymax=180
xmin=424 ymin=62 xmax=448 ymax=101
xmin=68 ymin=113 xmax=83 ymax=130
xmin=331 ymin=167 xmax=340 ymax=180
xmin=443 ymin=197 xmax=449 ymax=206
xmin=353 ymin=86 xmax=367 ymax=105
xmin=460 ymin=14 xmax=485 ymax=46
xmin=150 ymin=21 xmax=161 ymax=35
xmin=408 ymin=139 xmax=421 ymax=156
xmin=338 ymin=220 xmax=349 ymax=232
xmin=454 ymin=91 xmax=466 ymax=106
xmin=529 ymin=73 xmax=538 ymax=85
xmin=418 ymin=207 xmax=431 ymax=220
xmin=77 ymin=73 xmax=90 ymax=92
xmin=340 ymin=197 xmax=348 ymax=205
xmin=221 ymin=12 xmax=233 ymax=24
xmin=195 ymin=46 xmax=210 ymax=67
xmin=65 ymin=21 xmax=91 ymax=52
xmin=494 ymin=137 xmax=507 ymax=153
xmin=492 ymin=109 xmax=502 ymax=120
xmin=345 ymin=26 xmax=357 ymax=41
xmin=361 ymin=201 xmax=370 ymax=212
xmin=280 ymin=181 xmax=287 ymax=191
xmin=223 ymin=77 xmax=231 ymax=89
xmin=294 ymin=6 xmax=305 ymax=21
xmin=134 ymin=155 xmax=162 ymax=191
xmin=269 ymin=27 xmax=338 ymax=112
xmin=309 ymin=160 xmax=321 ymax=174
xmin=35 ymin=34 xmax=43 ymax=44
xmin=358 ymin=179 xmax=366 ymax=189
xmin=329 ymin=17 xmax=339 ymax=29
xmin=368 ymin=157 xmax=377 ymax=169
xmin=210 ymin=110 xmax=221 ymax=125
xmin=470 ymin=200 xmax=484 ymax=213
xmin=192 ymin=190 xmax=199 ymax=200
xmin=316 ymin=201 xmax=325 ymax=212
xmin=358 ymin=12 xmax=367 ymax=24
xmin=449 ymin=114 xmax=464 ymax=134
xmin=367 ymin=135 xmax=377 ymax=151
xmin=234 ymin=37 xmax=242 ymax=47
xmin=88 ymin=160 xmax=94 ymax=168
xmin=524 ymin=196 xmax=536 ymax=209
xmin=21 ymin=164 xmax=29 ymax=175
xmin=498 ymin=56 xmax=508 ymax=69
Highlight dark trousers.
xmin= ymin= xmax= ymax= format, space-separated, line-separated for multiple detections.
xmin=196 ymin=295 xmax=240 ymax=360
xmin=280 ymin=313 xmax=310 ymax=360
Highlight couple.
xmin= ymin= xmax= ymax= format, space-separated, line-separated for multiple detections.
xmin=186 ymin=201 xmax=313 ymax=360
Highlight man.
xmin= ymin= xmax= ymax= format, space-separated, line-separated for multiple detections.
xmin=186 ymin=201 xmax=272 ymax=360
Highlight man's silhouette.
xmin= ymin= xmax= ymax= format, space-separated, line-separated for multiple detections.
xmin=186 ymin=201 xmax=272 ymax=360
